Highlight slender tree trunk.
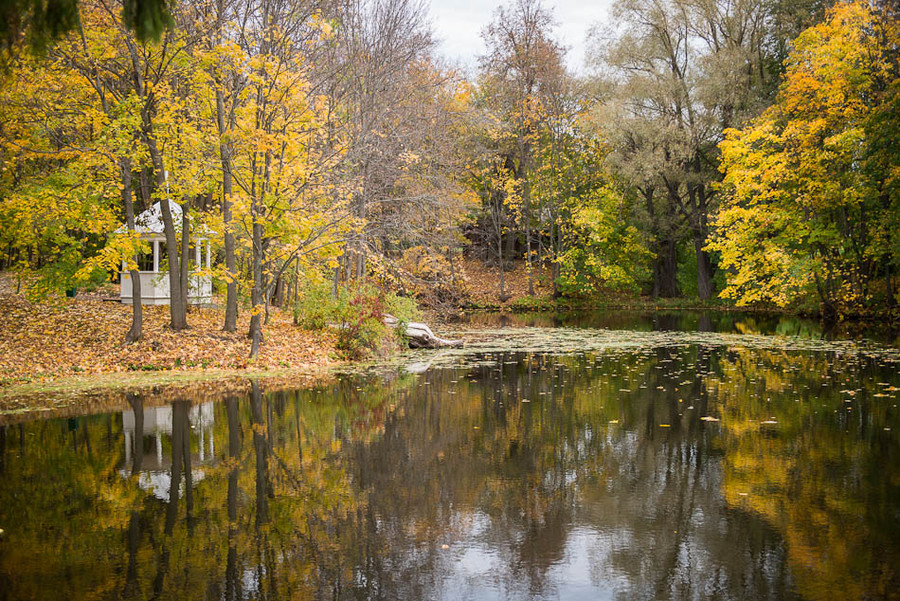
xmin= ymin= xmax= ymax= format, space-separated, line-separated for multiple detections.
xmin=217 ymin=87 xmax=238 ymax=331
xmin=122 ymin=160 xmax=143 ymax=342
xmin=553 ymin=219 xmax=563 ymax=299
xmin=214 ymin=0 xmax=238 ymax=331
xmin=498 ymin=229 xmax=507 ymax=301
xmin=249 ymin=207 xmax=264 ymax=359
xmin=524 ymin=176 xmax=534 ymax=296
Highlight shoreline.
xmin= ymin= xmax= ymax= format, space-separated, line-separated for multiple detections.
xmin=0 ymin=366 xmax=338 ymax=424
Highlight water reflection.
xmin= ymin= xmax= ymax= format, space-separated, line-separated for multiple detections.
xmin=120 ymin=400 xmax=216 ymax=500
xmin=0 ymin=334 xmax=898 ymax=600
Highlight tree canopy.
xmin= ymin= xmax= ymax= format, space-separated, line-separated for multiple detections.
xmin=0 ymin=0 xmax=896 ymax=358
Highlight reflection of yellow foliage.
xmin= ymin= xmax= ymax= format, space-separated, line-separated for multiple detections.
xmin=715 ymin=347 xmax=898 ymax=600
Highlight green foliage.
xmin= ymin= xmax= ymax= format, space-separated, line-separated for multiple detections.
xmin=0 ymin=167 xmax=121 ymax=299
xmin=1 ymin=0 xmax=170 ymax=61
xmin=293 ymin=280 xmax=338 ymax=330
xmin=294 ymin=281 xmax=417 ymax=359
xmin=557 ymin=187 xmax=652 ymax=296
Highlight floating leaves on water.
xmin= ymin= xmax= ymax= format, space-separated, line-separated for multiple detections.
xmin=398 ymin=327 xmax=900 ymax=372
xmin=701 ymin=416 xmax=720 ymax=422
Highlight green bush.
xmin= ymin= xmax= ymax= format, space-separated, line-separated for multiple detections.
xmin=294 ymin=281 xmax=420 ymax=359
xmin=293 ymin=280 xmax=338 ymax=329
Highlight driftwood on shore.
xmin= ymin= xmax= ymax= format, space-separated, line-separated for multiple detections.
xmin=383 ymin=314 xmax=463 ymax=349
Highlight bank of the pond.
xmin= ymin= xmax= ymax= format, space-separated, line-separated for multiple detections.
xmin=453 ymin=258 xmax=900 ymax=323
xmin=0 ymin=292 xmax=343 ymax=389
xmin=0 ymin=367 xmax=341 ymax=424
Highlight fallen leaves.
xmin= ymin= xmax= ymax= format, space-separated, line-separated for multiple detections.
xmin=0 ymin=292 xmax=341 ymax=388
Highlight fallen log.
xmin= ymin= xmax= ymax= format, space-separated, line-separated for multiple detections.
xmin=383 ymin=314 xmax=463 ymax=349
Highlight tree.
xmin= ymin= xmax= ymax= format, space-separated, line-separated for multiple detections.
xmin=589 ymin=0 xmax=828 ymax=299
xmin=0 ymin=6 xmax=155 ymax=340
xmin=217 ymin=0 xmax=353 ymax=358
xmin=710 ymin=1 xmax=899 ymax=315
xmin=325 ymin=0 xmax=442 ymax=284
xmin=478 ymin=0 xmax=567 ymax=296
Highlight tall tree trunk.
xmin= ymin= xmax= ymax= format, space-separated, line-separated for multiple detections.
xmin=122 ymin=159 xmax=142 ymax=342
xmin=653 ymin=237 xmax=680 ymax=298
xmin=249 ymin=204 xmax=264 ymax=359
xmin=126 ymin=36 xmax=186 ymax=330
xmin=524 ymin=175 xmax=534 ymax=296
xmin=217 ymin=86 xmax=238 ymax=331
xmin=694 ymin=184 xmax=714 ymax=300
xmin=553 ymin=220 xmax=563 ymax=299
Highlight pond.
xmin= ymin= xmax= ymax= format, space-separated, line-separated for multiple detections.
xmin=1 ymin=311 xmax=898 ymax=600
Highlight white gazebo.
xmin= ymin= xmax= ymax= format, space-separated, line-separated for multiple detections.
xmin=118 ymin=201 xmax=213 ymax=305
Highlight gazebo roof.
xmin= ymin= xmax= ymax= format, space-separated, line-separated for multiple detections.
xmin=116 ymin=201 xmax=209 ymax=237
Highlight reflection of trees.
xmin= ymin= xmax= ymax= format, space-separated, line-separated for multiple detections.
xmin=0 ymin=351 xmax=897 ymax=600
xmin=166 ymin=400 xmax=193 ymax=532
xmin=712 ymin=349 xmax=900 ymax=600
xmin=225 ymin=396 xmax=242 ymax=601
xmin=343 ymin=351 xmax=798 ymax=599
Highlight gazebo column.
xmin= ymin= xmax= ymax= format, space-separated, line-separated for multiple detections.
xmin=206 ymin=240 xmax=211 ymax=269
xmin=152 ymin=240 xmax=159 ymax=273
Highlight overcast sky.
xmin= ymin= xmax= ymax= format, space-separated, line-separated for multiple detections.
xmin=427 ymin=0 xmax=614 ymax=75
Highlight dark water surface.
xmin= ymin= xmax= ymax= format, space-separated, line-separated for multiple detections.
xmin=1 ymin=311 xmax=899 ymax=600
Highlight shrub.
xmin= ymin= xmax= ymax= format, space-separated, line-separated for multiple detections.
xmin=294 ymin=281 xmax=418 ymax=359
xmin=293 ymin=280 xmax=338 ymax=329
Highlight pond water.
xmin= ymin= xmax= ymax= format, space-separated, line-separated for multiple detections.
xmin=1 ymin=311 xmax=899 ymax=600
